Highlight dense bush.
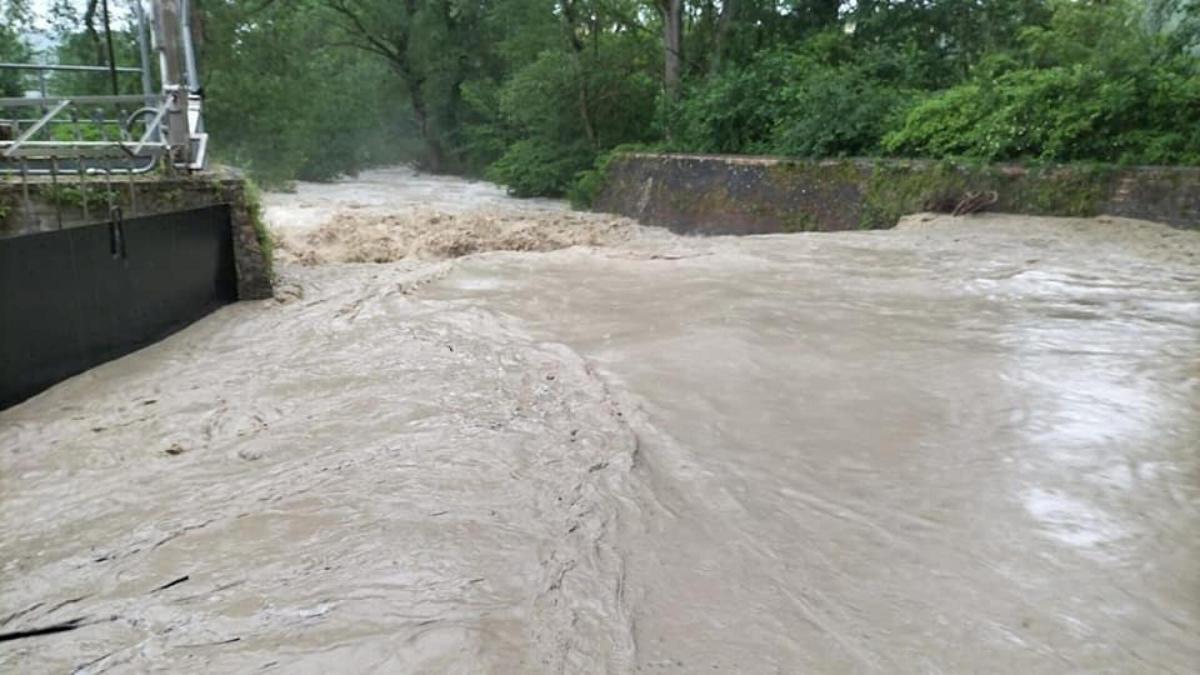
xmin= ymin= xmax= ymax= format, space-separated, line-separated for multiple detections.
xmin=1 ymin=26 xmax=30 ymax=97
xmin=675 ymin=34 xmax=922 ymax=158
xmin=674 ymin=1 xmax=1200 ymax=171
xmin=487 ymin=138 xmax=594 ymax=197
xmin=475 ymin=37 xmax=659 ymax=197
xmin=885 ymin=1 xmax=1200 ymax=164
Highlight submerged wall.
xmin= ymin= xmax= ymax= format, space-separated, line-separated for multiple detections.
xmin=593 ymin=154 xmax=1200 ymax=233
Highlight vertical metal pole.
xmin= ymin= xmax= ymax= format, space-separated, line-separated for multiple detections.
xmin=133 ymin=0 xmax=155 ymax=105
xmin=18 ymin=158 xmax=30 ymax=230
xmin=155 ymin=0 xmax=190 ymax=166
xmin=126 ymin=169 xmax=138 ymax=216
xmin=36 ymin=71 xmax=47 ymax=123
xmin=50 ymin=156 xmax=62 ymax=230
xmin=180 ymin=0 xmax=201 ymax=94
xmin=79 ymin=155 xmax=89 ymax=221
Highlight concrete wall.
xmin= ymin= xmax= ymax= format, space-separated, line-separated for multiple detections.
xmin=0 ymin=171 xmax=273 ymax=299
xmin=593 ymin=154 xmax=1200 ymax=233
xmin=1 ymin=205 xmax=240 ymax=408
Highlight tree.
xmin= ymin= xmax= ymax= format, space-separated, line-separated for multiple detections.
xmin=321 ymin=0 xmax=486 ymax=172
xmin=76 ymin=0 xmax=1197 ymax=196
xmin=199 ymin=0 xmax=413 ymax=184
xmin=656 ymin=0 xmax=683 ymax=104
xmin=0 ymin=25 xmax=29 ymax=98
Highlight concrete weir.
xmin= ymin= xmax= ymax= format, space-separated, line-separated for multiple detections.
xmin=594 ymin=153 xmax=1200 ymax=233
xmin=0 ymin=173 xmax=273 ymax=408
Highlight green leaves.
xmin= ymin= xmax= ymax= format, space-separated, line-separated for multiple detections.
xmin=884 ymin=1 xmax=1200 ymax=165
xmin=182 ymin=0 xmax=1200 ymax=192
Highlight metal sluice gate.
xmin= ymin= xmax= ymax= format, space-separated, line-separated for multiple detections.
xmin=1 ymin=2 xmax=244 ymax=409
xmin=0 ymin=204 xmax=239 ymax=408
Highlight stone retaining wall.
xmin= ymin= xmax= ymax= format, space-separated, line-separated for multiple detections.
xmin=593 ymin=154 xmax=1200 ymax=233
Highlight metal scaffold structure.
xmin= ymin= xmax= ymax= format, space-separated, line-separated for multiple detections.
xmin=0 ymin=0 xmax=207 ymax=177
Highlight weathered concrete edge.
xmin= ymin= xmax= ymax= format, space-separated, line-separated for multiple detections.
xmin=211 ymin=179 xmax=274 ymax=301
xmin=592 ymin=153 xmax=1200 ymax=233
xmin=0 ymin=175 xmax=273 ymax=300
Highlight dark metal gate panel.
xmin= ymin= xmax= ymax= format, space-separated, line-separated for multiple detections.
xmin=1 ymin=205 xmax=237 ymax=409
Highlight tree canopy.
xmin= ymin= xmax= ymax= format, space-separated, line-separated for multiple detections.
xmin=7 ymin=0 xmax=1199 ymax=195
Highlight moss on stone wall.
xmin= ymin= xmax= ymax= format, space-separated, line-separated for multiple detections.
xmin=860 ymin=161 xmax=965 ymax=229
xmin=588 ymin=153 xmax=1198 ymax=232
xmin=858 ymin=160 xmax=1115 ymax=229
xmin=242 ymin=179 xmax=275 ymax=280
xmin=1006 ymin=164 xmax=1115 ymax=217
xmin=765 ymin=159 xmax=863 ymax=190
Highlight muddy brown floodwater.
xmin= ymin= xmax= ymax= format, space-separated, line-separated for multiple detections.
xmin=2 ymin=167 xmax=1198 ymax=673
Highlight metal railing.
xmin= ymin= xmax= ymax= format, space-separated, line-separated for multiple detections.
xmin=1 ymin=91 xmax=170 ymax=175
xmin=0 ymin=1 xmax=206 ymax=177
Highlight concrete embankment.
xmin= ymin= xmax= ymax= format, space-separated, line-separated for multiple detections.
xmin=593 ymin=153 xmax=1200 ymax=233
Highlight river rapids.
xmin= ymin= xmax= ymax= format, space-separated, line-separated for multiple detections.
xmin=2 ymin=167 xmax=1198 ymax=673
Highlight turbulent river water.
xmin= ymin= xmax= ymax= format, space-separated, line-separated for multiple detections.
xmin=2 ymin=167 xmax=1198 ymax=673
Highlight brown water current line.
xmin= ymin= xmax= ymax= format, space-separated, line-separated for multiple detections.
xmin=3 ymin=168 xmax=1200 ymax=673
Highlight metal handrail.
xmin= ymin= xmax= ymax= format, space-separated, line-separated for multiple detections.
xmin=0 ymin=62 xmax=142 ymax=74
xmin=0 ymin=95 xmax=154 ymax=106
xmin=3 ymin=100 xmax=71 ymax=157
xmin=0 ymin=93 xmax=170 ymax=173
xmin=0 ymin=1 xmax=206 ymax=177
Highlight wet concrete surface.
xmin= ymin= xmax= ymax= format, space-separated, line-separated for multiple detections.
xmin=2 ymin=169 xmax=1198 ymax=672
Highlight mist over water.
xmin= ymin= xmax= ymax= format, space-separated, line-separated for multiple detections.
xmin=3 ymin=168 xmax=1198 ymax=672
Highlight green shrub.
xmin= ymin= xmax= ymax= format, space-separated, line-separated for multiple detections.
xmin=242 ymin=179 xmax=275 ymax=278
xmin=567 ymin=142 xmax=663 ymax=208
xmin=473 ymin=39 xmax=658 ymax=197
xmin=486 ymin=139 xmax=594 ymax=198
xmin=676 ymin=33 xmax=921 ymax=158
xmin=885 ymin=1 xmax=1200 ymax=165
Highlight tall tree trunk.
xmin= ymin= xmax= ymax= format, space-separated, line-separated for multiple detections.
xmin=559 ymin=0 xmax=597 ymax=148
xmin=656 ymin=0 xmax=684 ymax=139
xmin=711 ymin=0 xmax=737 ymax=74
xmin=398 ymin=66 xmax=444 ymax=172
xmin=807 ymin=0 xmax=840 ymax=29
xmin=658 ymin=0 xmax=684 ymax=103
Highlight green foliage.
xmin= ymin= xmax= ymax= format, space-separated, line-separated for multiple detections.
xmin=50 ymin=29 xmax=144 ymax=96
xmin=486 ymin=138 xmax=593 ymax=197
xmin=469 ymin=26 xmax=658 ymax=197
xmin=201 ymin=2 xmax=416 ymax=187
xmin=677 ymin=34 xmax=922 ymax=158
xmin=242 ymin=179 xmax=275 ymax=278
xmin=24 ymin=0 xmax=1183 ymax=198
xmin=568 ymin=142 xmax=662 ymax=208
xmin=884 ymin=1 xmax=1200 ymax=165
xmin=668 ymin=0 xmax=1200 ymax=175
xmin=43 ymin=184 xmax=90 ymax=209
xmin=675 ymin=51 xmax=786 ymax=154
xmin=0 ymin=24 xmax=29 ymax=97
